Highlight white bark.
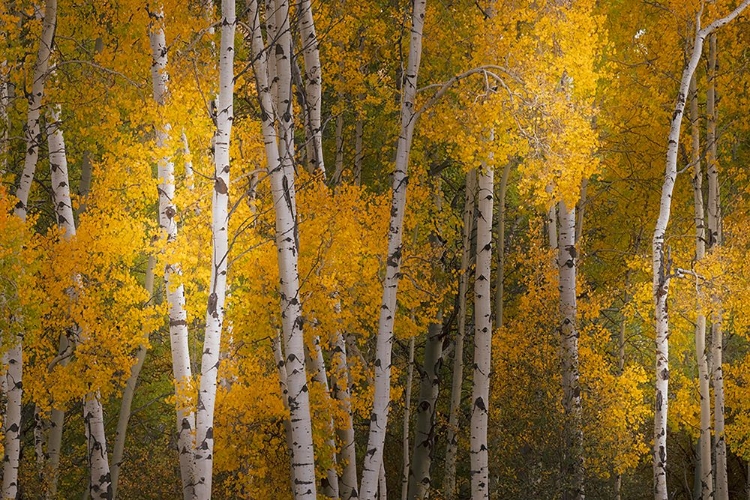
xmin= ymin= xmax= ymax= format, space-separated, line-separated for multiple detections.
xmin=111 ymin=256 xmax=156 ymax=499
xmin=401 ymin=336 xmax=415 ymax=500
xmin=407 ymin=319 xmax=443 ymax=500
xmin=296 ymin=0 xmax=325 ymax=176
xmin=246 ymin=2 xmax=317 ymax=497
xmin=194 ymin=1 xmax=235 ymax=497
xmin=557 ymin=202 xmax=584 ymax=500
xmin=650 ymin=6 xmax=749 ymax=498
xmin=83 ymin=392 xmax=111 ymax=499
xmin=689 ymin=75 xmax=712 ymax=500
xmin=273 ymin=332 xmax=299 ymax=489
xmin=707 ymin=33 xmax=728 ymax=500
xmin=360 ymin=1 xmax=427 ymax=497
xmin=1 ymin=61 xmax=8 ymax=175
xmin=148 ymin=13 xmax=197 ymax=496
xmin=331 ymin=330 xmax=357 ymax=499
xmin=470 ymin=162 xmax=494 ymax=500
xmin=379 ymin=462 xmax=387 ymax=500
xmin=444 ymin=169 xmax=476 ymax=499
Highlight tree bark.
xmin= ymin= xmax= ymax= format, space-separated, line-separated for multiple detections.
xmin=194 ymin=1 xmax=235 ymax=497
xmin=557 ymin=202 xmax=584 ymax=500
xmin=444 ymin=169 xmax=476 ymax=499
xmin=494 ymin=163 xmax=511 ymax=331
xmin=470 ymin=161 xmax=494 ymax=500
xmin=360 ymin=2 xmax=427 ymax=496
xmin=401 ymin=335 xmax=415 ymax=500
xmin=331 ymin=329 xmax=357 ymax=499
xmin=296 ymin=0 xmax=325 ymax=176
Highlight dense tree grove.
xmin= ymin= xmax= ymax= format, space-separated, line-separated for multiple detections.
xmin=2 ymin=0 xmax=750 ymax=499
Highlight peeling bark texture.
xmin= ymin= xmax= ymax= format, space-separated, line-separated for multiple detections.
xmin=148 ymin=11 xmax=197 ymax=496
xmin=557 ymin=202 xmax=584 ymax=500
xmin=360 ymin=2 xmax=427 ymax=497
xmin=689 ymin=74 xmax=712 ymax=500
xmin=194 ymin=0 xmax=235 ymax=497
xmin=444 ymin=169 xmax=475 ymax=499
xmin=111 ymin=256 xmax=156 ymax=499
xmin=707 ymin=32 xmax=728 ymax=500
xmin=650 ymin=5 xmax=750 ymax=498
xmin=246 ymin=1 xmax=317 ymax=497
xmin=84 ymin=393 xmax=112 ymax=499
xmin=494 ymin=163 xmax=511 ymax=331
xmin=296 ymin=0 xmax=325 ymax=176
xmin=331 ymin=329 xmax=358 ymax=500
xmin=5 ymin=2 xmax=57 ymax=495
xmin=470 ymin=162 xmax=494 ymax=500
xmin=401 ymin=335 xmax=415 ymax=500
xmin=407 ymin=318 xmax=443 ymax=500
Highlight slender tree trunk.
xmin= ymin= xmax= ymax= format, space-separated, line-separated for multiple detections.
xmin=494 ymin=163 xmax=511 ymax=331
xmin=84 ymin=392 xmax=112 ymax=499
xmin=111 ymin=256 xmax=155 ymax=499
xmin=247 ymin=2 xmax=317 ymax=497
xmin=1 ymin=61 xmax=8 ymax=175
xmin=333 ymin=111 xmax=345 ymax=185
xmin=574 ymin=178 xmax=588 ymax=244
xmin=650 ymin=6 xmax=750 ymax=498
xmin=354 ymin=117 xmax=364 ymax=186
xmin=706 ymin=32 xmax=728 ymax=500
xmin=331 ymin=329 xmax=357 ymax=499
xmin=470 ymin=161 xmax=494 ymax=500
xmin=360 ymin=2 xmax=427 ymax=497
xmin=689 ymin=74 xmax=713 ymax=500
xmin=296 ymin=0 xmax=325 ymax=176
xmin=273 ymin=332 xmax=299 ymax=490
xmin=194 ymin=1 xmax=235 ymax=497
xmin=379 ymin=462 xmax=388 ymax=500
xmin=401 ymin=336 xmax=415 ymax=500
xmin=558 ymin=202 xmax=584 ymax=500
xmin=407 ymin=319 xmax=443 ymax=500
xmin=5 ymin=2 xmax=57 ymax=495
xmin=444 ymin=169 xmax=476 ymax=499
xmin=148 ymin=12 xmax=197 ymax=496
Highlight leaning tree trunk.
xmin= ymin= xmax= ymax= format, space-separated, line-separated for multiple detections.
xmin=4 ymin=2 xmax=57 ymax=497
xmin=706 ymin=31 xmax=728 ymax=500
xmin=360 ymin=2 xmax=427 ymax=497
xmin=407 ymin=318 xmax=443 ymax=500
xmin=557 ymin=202 xmax=584 ymax=500
xmin=689 ymin=74 xmax=713 ymax=500
xmin=470 ymin=161 xmax=494 ymax=500
xmin=443 ymin=169 xmax=475 ymax=499
xmin=193 ymin=1 xmax=235 ymax=497
xmin=650 ymin=5 xmax=749 ymax=498
xmin=246 ymin=1 xmax=318 ymax=497
xmin=148 ymin=11 xmax=197 ymax=496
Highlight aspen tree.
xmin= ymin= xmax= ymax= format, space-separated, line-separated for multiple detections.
xmin=296 ymin=0 xmax=325 ymax=176
xmin=494 ymin=163 xmax=512 ymax=330
xmin=401 ymin=335 xmax=415 ymax=500
xmin=246 ymin=1 xmax=317 ymax=497
xmin=689 ymin=74 xmax=712 ymax=500
xmin=194 ymin=0 xmax=235 ymax=496
xmin=444 ymin=169 xmax=476 ymax=499
xmin=148 ymin=8 xmax=196 ymax=495
xmin=360 ymin=1 xmax=428 ymax=496
xmin=4 ymin=1 xmax=57 ymax=497
xmin=650 ymin=5 xmax=749 ymax=498
xmin=331 ymin=328 xmax=357 ymax=499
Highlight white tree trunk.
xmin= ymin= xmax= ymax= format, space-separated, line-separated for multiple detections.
xmin=83 ymin=392 xmax=112 ymax=499
xmin=360 ymin=2 xmax=427 ymax=497
xmin=689 ymin=74 xmax=713 ymax=500
xmin=470 ymin=162 xmax=494 ymax=500
xmin=194 ymin=1 xmax=235 ymax=497
xmin=246 ymin=2 xmax=317 ymax=497
xmin=296 ymin=0 xmax=325 ymax=176
xmin=407 ymin=319 xmax=443 ymax=500
xmin=444 ymin=169 xmax=476 ymax=499
xmin=557 ymin=202 xmax=584 ymax=500
xmin=401 ymin=335 xmax=415 ymax=500
xmin=331 ymin=330 xmax=358 ymax=499
xmin=379 ymin=462 xmax=387 ymax=500
xmin=148 ymin=13 xmax=197 ymax=496
xmin=273 ymin=332 xmax=299 ymax=490
xmin=650 ymin=6 xmax=749 ymax=498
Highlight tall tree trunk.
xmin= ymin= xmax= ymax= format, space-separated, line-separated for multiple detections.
xmin=296 ymin=0 xmax=325 ymax=176
xmin=194 ymin=1 xmax=235 ymax=497
xmin=331 ymin=329 xmax=357 ymax=499
xmin=444 ymin=169 xmax=476 ymax=499
xmin=360 ymin=2 xmax=427 ymax=497
xmin=5 ymin=1 xmax=57 ymax=495
xmin=84 ymin=392 xmax=112 ymax=499
xmin=379 ymin=463 xmax=388 ymax=500
xmin=401 ymin=336 xmax=415 ymax=500
xmin=557 ymin=202 xmax=584 ymax=500
xmin=333 ymin=111 xmax=345 ymax=185
xmin=689 ymin=74 xmax=713 ymax=500
xmin=470 ymin=161 xmax=494 ymax=500
xmin=148 ymin=11 xmax=197 ymax=496
xmin=706 ymin=32 xmax=728 ymax=500
xmin=650 ymin=6 xmax=750 ymax=498
xmin=246 ymin=2 xmax=318 ymax=497
xmin=273 ymin=332 xmax=299 ymax=490
xmin=111 ymin=256 xmax=156 ymax=499
xmin=494 ymin=163 xmax=511 ymax=331
xmin=354 ymin=117 xmax=364 ymax=186
xmin=407 ymin=319 xmax=443 ymax=500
